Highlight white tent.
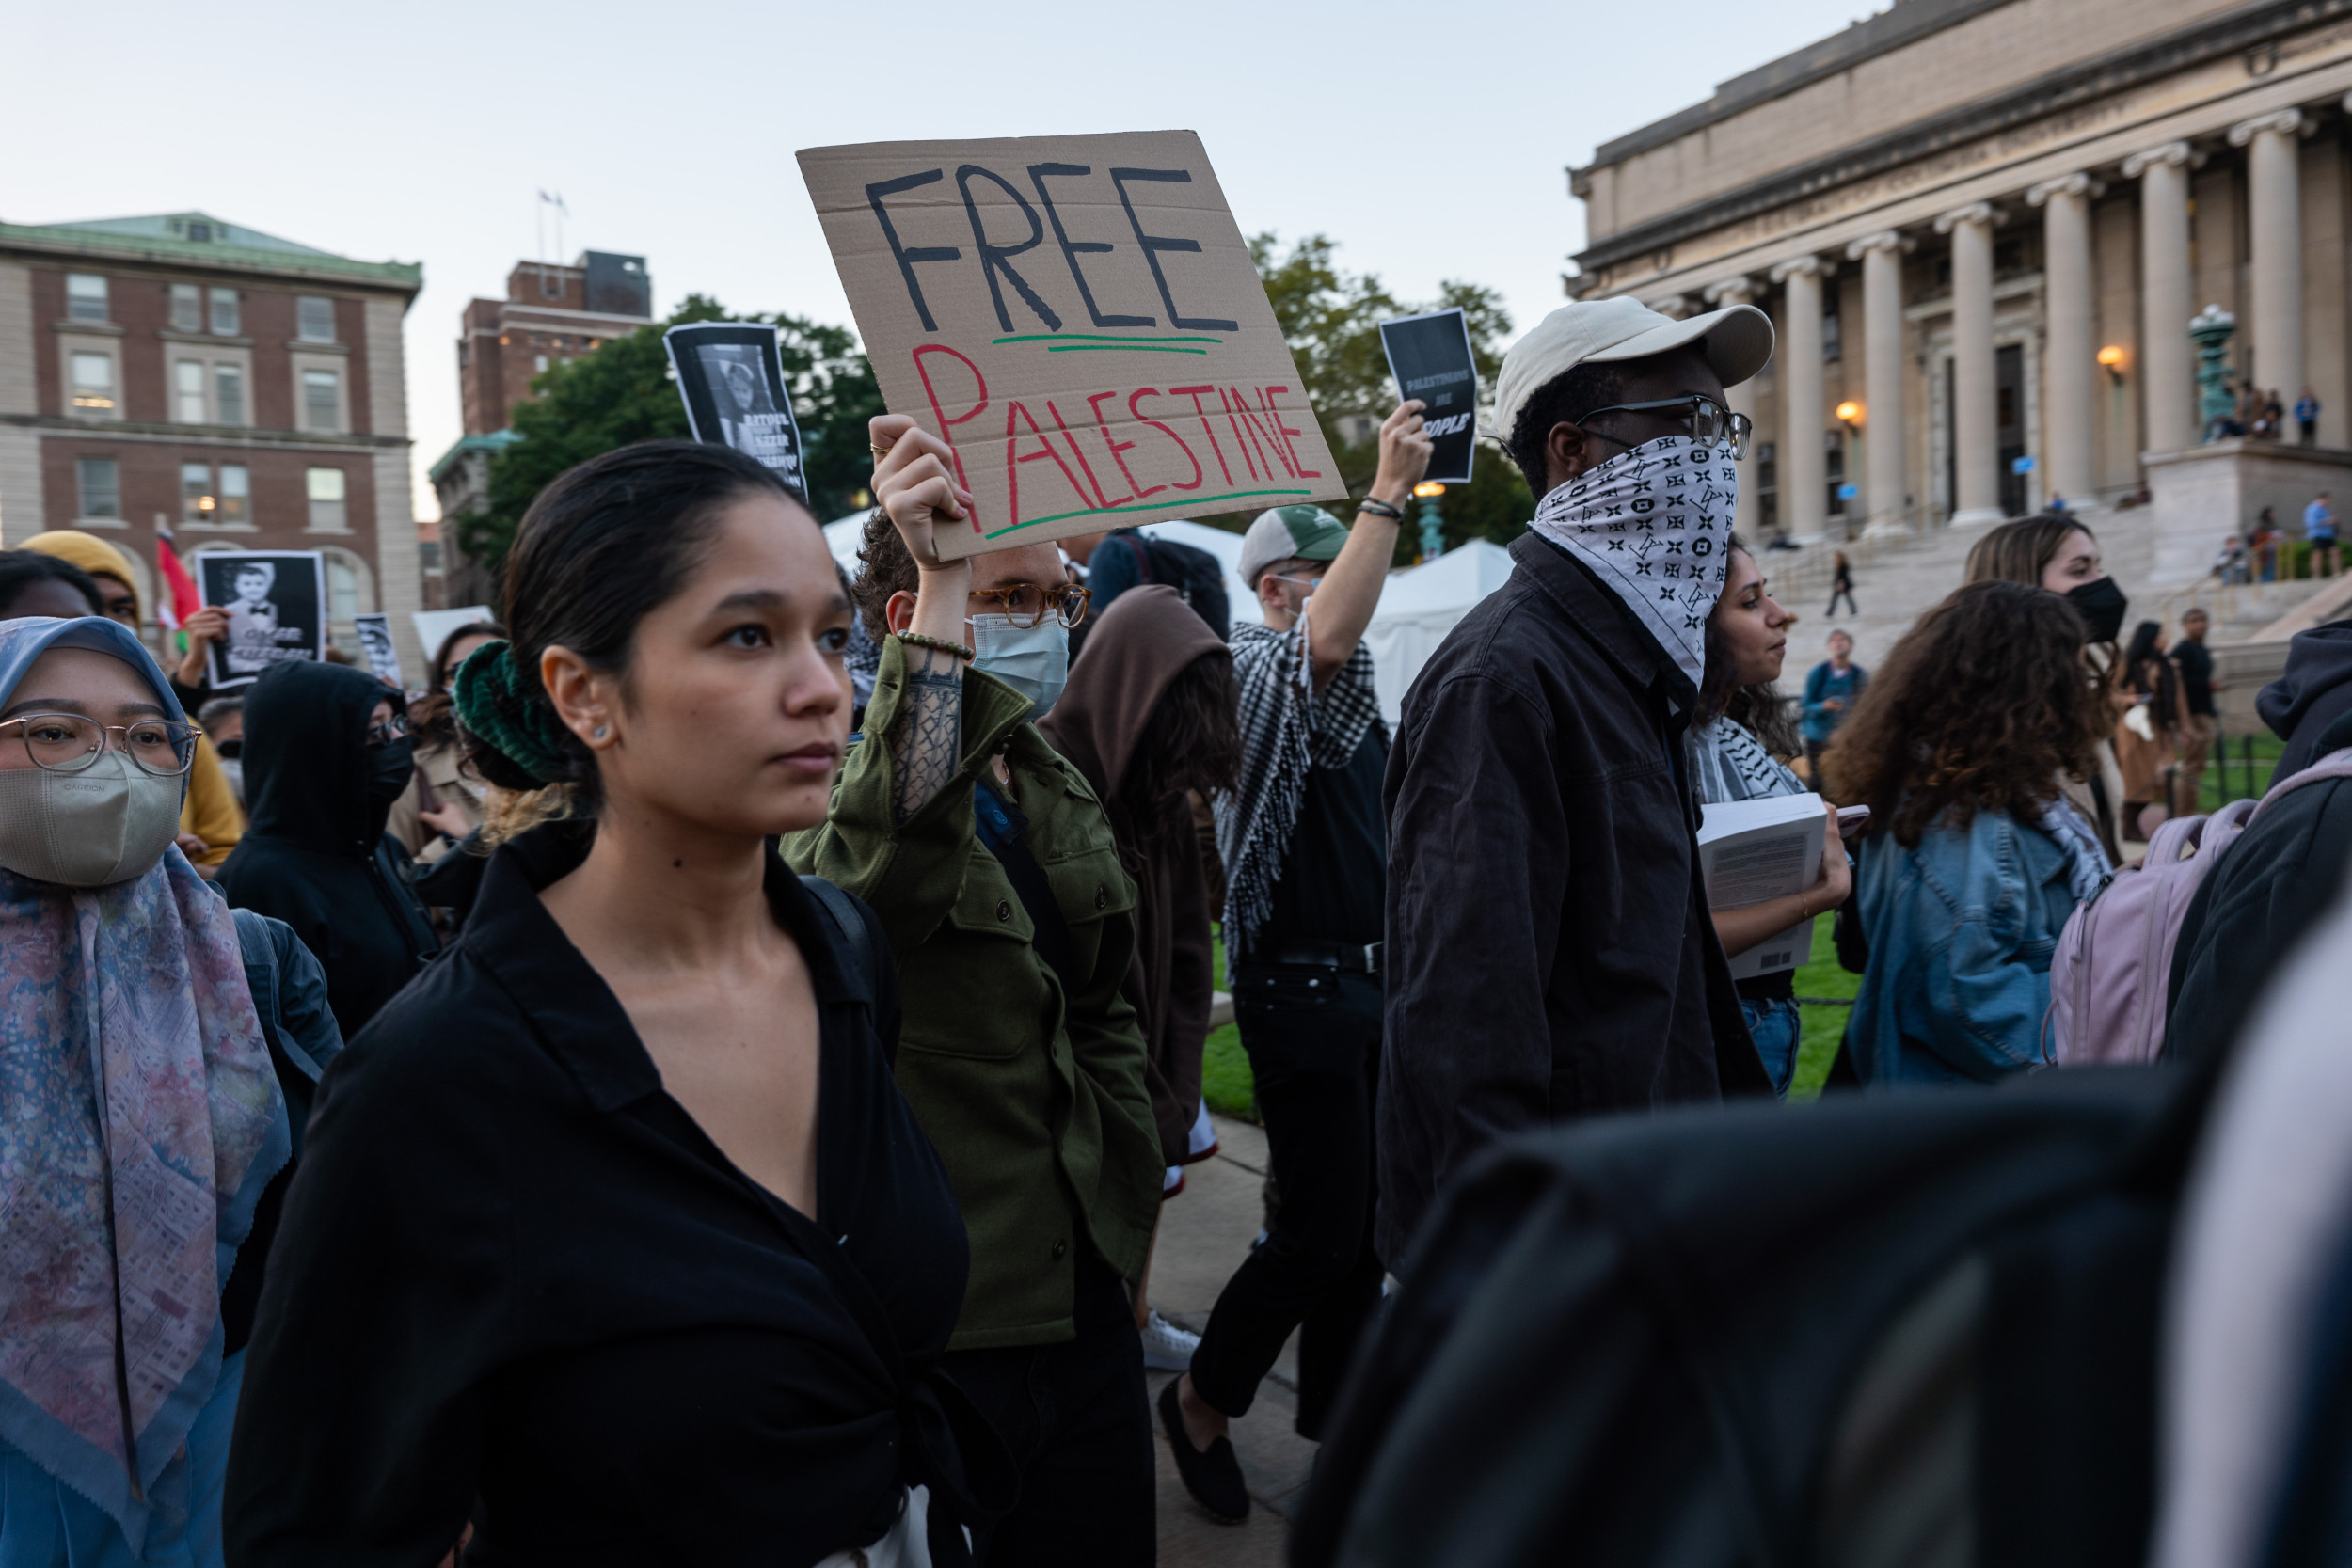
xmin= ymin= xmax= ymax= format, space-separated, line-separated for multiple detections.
xmin=1360 ymin=541 xmax=1517 ymax=723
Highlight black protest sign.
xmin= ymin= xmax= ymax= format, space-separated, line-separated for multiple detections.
xmin=1378 ymin=309 xmax=1478 ymax=484
xmin=354 ymin=613 xmax=403 ymax=688
xmin=198 ymin=550 xmax=326 ymax=690
xmin=666 ymin=322 xmax=809 ymax=503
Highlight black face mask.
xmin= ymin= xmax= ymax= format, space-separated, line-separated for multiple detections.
xmin=2067 ymin=576 xmax=2128 ymax=644
xmin=365 ymin=737 xmax=416 ymax=806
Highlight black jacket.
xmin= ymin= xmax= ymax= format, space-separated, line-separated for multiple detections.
xmin=1378 ymin=532 xmax=1768 ymax=1265
xmin=225 ymin=823 xmax=1007 ymax=1568
xmin=2257 ymin=617 xmax=2352 ymax=779
xmin=218 ymin=660 xmax=436 ymax=1038
xmin=2167 ymin=704 xmax=2352 ymax=1067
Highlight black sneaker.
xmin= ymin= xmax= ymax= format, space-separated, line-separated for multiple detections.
xmin=1158 ymin=1377 xmax=1250 ymax=1524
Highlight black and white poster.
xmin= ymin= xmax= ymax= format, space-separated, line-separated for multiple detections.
xmin=198 ymin=550 xmax=326 ymax=690
xmin=353 ymin=612 xmax=403 ymax=689
xmin=666 ymin=322 xmax=808 ymax=503
xmin=1378 ymin=308 xmax=1480 ymax=484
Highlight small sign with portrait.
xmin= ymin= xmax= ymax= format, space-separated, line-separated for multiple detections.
xmin=665 ymin=322 xmax=809 ymax=504
xmin=353 ymin=612 xmax=403 ymax=689
xmin=198 ymin=550 xmax=327 ymax=690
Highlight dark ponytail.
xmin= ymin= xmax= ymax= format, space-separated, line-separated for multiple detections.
xmin=456 ymin=440 xmax=797 ymax=809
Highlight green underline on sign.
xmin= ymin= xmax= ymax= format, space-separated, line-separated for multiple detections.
xmin=985 ymin=488 xmax=1312 ymax=539
xmin=1043 ymin=344 xmax=1208 ymax=355
xmin=990 ymin=332 xmax=1225 ymax=346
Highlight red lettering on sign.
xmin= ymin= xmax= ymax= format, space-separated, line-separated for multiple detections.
xmin=1004 ymin=399 xmax=1096 ymax=526
xmin=1216 ymin=388 xmax=1263 ymax=481
xmin=1128 ymin=388 xmax=1204 ymax=492
xmin=912 ymin=344 xmax=990 ymax=533
xmin=1171 ymin=386 xmax=1234 ymax=486
xmin=1258 ymin=385 xmax=1321 ymax=479
xmin=1047 ymin=398 xmax=1128 ymax=509
xmin=1089 ymin=389 xmax=1163 ymax=502
xmin=1226 ymin=388 xmax=1295 ymax=479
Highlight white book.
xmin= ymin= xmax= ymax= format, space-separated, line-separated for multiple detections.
xmin=1696 ymin=793 xmax=1827 ymax=980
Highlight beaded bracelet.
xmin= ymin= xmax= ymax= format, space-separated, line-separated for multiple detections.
xmin=898 ymin=631 xmax=976 ymax=662
xmin=1356 ymin=498 xmax=1406 ymax=521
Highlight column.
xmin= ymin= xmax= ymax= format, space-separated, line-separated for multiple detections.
xmin=2029 ymin=174 xmax=2100 ymax=508
xmin=2124 ymin=142 xmax=2195 ymax=451
xmin=2231 ymin=109 xmax=2306 ymax=406
xmin=1936 ymin=202 xmax=2002 ymax=526
xmin=1704 ymin=276 xmax=1762 ymax=541
xmin=1846 ymin=231 xmax=1909 ymax=534
xmin=1770 ymin=256 xmax=1827 ymax=538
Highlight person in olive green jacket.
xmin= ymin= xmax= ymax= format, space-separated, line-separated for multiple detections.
xmin=783 ymin=413 xmax=1164 ymax=1565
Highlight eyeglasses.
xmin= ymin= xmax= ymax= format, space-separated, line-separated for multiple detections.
xmin=971 ymin=582 xmax=1092 ymax=629
xmin=1270 ymin=572 xmax=1324 ymax=592
xmin=1577 ymin=393 xmax=1753 ymax=462
xmin=0 ymin=712 xmax=199 ymax=776
xmin=366 ymin=712 xmax=410 ymax=747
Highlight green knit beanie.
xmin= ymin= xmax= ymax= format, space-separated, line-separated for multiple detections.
xmin=451 ymin=640 xmax=574 ymax=785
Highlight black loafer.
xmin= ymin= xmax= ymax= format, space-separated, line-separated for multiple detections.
xmin=1158 ymin=1376 xmax=1250 ymax=1524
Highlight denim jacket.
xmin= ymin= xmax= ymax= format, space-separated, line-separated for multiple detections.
xmin=1849 ymin=803 xmax=2083 ymax=1084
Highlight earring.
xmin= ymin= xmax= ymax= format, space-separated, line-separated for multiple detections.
xmin=592 ymin=726 xmax=608 ymax=740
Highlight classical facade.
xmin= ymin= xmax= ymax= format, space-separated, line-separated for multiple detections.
xmin=1569 ymin=0 xmax=2352 ymax=572
xmin=0 ymin=212 xmax=427 ymax=672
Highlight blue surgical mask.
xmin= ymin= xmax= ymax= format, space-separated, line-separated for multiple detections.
xmin=969 ymin=613 xmax=1068 ymax=719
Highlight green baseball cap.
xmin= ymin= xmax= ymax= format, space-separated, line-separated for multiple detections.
xmin=1238 ymin=504 xmax=1350 ymax=589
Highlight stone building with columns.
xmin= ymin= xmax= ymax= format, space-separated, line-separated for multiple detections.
xmin=1569 ymin=0 xmax=2352 ymax=587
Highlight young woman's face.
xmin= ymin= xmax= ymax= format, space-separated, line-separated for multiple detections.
xmin=1714 ymin=548 xmax=1792 ymax=688
xmin=2041 ymin=529 xmax=2105 ymax=594
xmin=582 ymin=492 xmax=851 ymax=839
xmin=438 ymin=634 xmax=497 ymax=691
xmin=0 ymin=648 xmax=164 ymax=772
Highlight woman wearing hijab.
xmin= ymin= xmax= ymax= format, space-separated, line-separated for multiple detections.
xmin=18 ymin=531 xmax=244 ymax=872
xmin=215 ymin=661 xmax=436 ymax=1039
xmin=225 ymin=441 xmax=1009 ymax=1568
xmin=1826 ymin=580 xmax=2114 ymax=1083
xmin=0 ymin=614 xmax=338 ymax=1568
xmin=1038 ymin=583 xmax=1239 ymax=1367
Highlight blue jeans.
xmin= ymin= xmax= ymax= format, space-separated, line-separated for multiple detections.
xmin=1742 ymin=995 xmax=1803 ymax=1098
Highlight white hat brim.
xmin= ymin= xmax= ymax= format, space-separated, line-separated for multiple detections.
xmin=1582 ymin=303 xmax=1773 ymax=389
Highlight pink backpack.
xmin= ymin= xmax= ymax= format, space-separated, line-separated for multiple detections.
xmin=2046 ymin=749 xmax=2352 ymax=1065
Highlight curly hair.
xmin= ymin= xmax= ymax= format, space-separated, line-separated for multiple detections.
xmin=1695 ymin=534 xmax=1802 ymax=758
xmin=851 ymin=506 xmax=914 ymax=643
xmin=1823 ymin=579 xmax=2107 ymax=847
xmin=1123 ymin=649 xmax=1240 ymax=817
xmin=1503 ymin=361 xmax=1626 ymax=497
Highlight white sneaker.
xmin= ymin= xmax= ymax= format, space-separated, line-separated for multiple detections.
xmin=1140 ymin=1310 xmax=1200 ymax=1372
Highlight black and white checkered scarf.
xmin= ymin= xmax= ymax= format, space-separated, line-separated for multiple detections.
xmin=1216 ymin=615 xmax=1385 ymax=962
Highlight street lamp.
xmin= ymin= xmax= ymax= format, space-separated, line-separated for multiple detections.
xmin=1413 ymin=481 xmax=1446 ymax=562
xmin=1835 ymin=400 xmax=1864 ymax=427
xmin=2097 ymin=344 xmax=2127 ymax=386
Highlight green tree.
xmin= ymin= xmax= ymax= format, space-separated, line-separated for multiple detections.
xmin=1211 ymin=235 xmax=1531 ymax=561
xmin=457 ymin=294 xmax=883 ymax=581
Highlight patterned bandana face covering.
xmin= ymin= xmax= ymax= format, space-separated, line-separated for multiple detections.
xmin=1527 ymin=434 xmax=1738 ymax=692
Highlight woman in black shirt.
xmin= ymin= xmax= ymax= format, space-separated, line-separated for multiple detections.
xmin=225 ymin=442 xmax=1006 ymax=1567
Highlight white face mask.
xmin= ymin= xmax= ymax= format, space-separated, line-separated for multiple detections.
xmin=0 ymin=751 xmax=184 ymax=887
xmin=969 ymin=613 xmax=1069 ymax=719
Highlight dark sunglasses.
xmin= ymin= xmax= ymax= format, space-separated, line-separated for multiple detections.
xmin=1576 ymin=393 xmax=1752 ymax=462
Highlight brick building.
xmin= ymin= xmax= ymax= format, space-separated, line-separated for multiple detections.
xmin=0 ymin=211 xmax=427 ymax=674
xmin=432 ymin=251 xmax=651 ymax=608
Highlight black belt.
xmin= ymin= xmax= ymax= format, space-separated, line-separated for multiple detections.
xmin=1263 ymin=939 xmax=1382 ymax=974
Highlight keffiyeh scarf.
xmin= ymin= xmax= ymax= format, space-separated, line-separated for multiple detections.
xmin=1529 ymin=434 xmax=1738 ymax=692
xmin=1216 ymin=614 xmax=1384 ymax=961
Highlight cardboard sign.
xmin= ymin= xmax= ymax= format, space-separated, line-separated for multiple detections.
xmin=666 ymin=322 xmax=809 ymax=503
xmin=1378 ymin=309 xmax=1478 ymax=484
xmin=798 ymin=131 xmax=1345 ymax=560
xmin=198 ymin=550 xmax=326 ymax=690
xmin=353 ymin=613 xmax=403 ymax=689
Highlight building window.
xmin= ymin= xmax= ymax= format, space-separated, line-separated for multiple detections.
xmin=76 ymin=458 xmax=120 ymax=519
xmin=170 ymin=283 xmax=201 ymax=333
xmin=176 ymin=359 xmax=207 ymax=423
xmin=209 ymin=287 xmax=239 ymax=337
xmin=183 ymin=462 xmax=215 ymax=524
xmin=1756 ymin=440 xmax=1779 ymax=534
xmin=533 ymin=355 xmax=548 ymax=373
xmin=1826 ymin=428 xmax=1848 ymax=518
xmin=215 ymin=364 xmax=246 ymax=426
xmin=1822 ymin=289 xmax=1843 ymax=364
xmin=324 ymin=552 xmax=362 ymax=621
xmin=70 ymin=352 xmax=116 ymax=413
xmin=297 ymin=295 xmax=337 ymax=342
xmin=306 ymin=467 xmax=348 ymax=532
xmin=66 ymin=274 xmax=108 ymax=322
xmin=302 ymin=369 xmax=341 ymax=432
xmin=219 ymin=464 xmax=249 ymax=526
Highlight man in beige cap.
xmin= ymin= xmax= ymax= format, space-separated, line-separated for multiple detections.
xmin=1377 ymin=294 xmax=1779 ymax=1266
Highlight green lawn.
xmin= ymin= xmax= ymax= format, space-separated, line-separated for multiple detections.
xmin=2198 ymin=728 xmax=2282 ymax=812
xmin=1202 ymin=931 xmax=1256 ymax=1122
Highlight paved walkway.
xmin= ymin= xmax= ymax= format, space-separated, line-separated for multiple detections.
xmin=1147 ymin=1114 xmax=1316 ymax=1566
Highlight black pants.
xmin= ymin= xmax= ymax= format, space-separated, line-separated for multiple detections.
xmin=1189 ymin=963 xmax=1384 ymax=1441
xmin=942 ymin=1255 xmax=1153 ymax=1566
xmin=1826 ymin=583 xmax=1857 ymax=616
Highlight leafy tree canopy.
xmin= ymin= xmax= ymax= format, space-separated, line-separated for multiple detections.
xmin=458 ymin=294 xmax=882 ymax=578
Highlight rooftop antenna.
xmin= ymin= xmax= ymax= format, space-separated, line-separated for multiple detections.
xmin=535 ymin=189 xmax=569 ymax=294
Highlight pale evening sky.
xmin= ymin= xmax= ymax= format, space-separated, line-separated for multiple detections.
xmin=5 ymin=0 xmax=1881 ymax=522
